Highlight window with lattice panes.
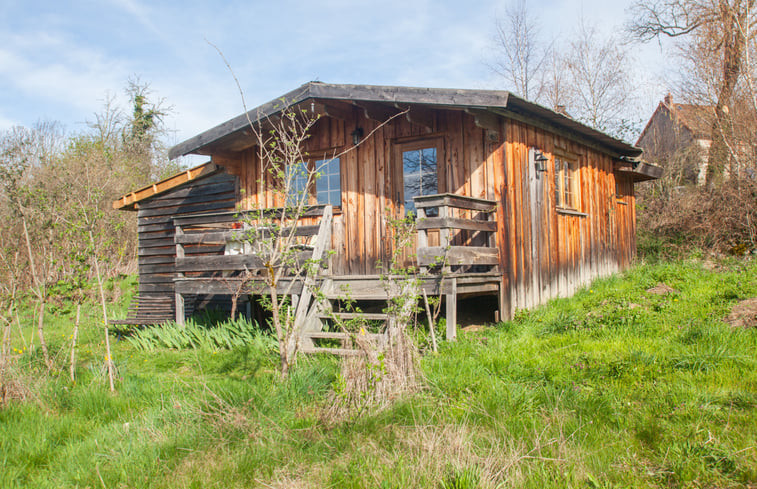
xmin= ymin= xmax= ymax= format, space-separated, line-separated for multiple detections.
xmin=554 ymin=156 xmax=579 ymax=210
xmin=285 ymin=157 xmax=342 ymax=207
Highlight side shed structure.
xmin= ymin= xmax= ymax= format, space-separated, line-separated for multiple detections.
xmin=113 ymin=82 xmax=659 ymax=340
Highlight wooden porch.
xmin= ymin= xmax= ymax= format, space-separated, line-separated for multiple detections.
xmin=171 ymin=194 xmax=503 ymax=352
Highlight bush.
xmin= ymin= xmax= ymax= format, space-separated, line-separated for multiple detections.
xmin=638 ymin=176 xmax=757 ymax=256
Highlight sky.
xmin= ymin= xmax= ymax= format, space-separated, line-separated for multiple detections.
xmin=1 ymin=0 xmax=673 ymax=156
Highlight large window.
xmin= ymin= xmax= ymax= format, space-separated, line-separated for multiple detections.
xmin=554 ymin=156 xmax=579 ymax=210
xmin=402 ymin=145 xmax=438 ymax=214
xmin=286 ymin=157 xmax=341 ymax=207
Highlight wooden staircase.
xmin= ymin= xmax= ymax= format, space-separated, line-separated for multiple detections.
xmin=297 ymin=279 xmax=390 ymax=356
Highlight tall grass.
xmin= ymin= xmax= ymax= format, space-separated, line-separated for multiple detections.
xmin=1 ymin=259 xmax=756 ymax=488
xmin=126 ymin=316 xmax=277 ymax=353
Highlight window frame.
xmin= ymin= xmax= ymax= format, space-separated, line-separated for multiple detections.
xmin=553 ymin=152 xmax=581 ymax=212
xmin=285 ymin=153 xmax=343 ymax=209
xmin=396 ymin=138 xmax=444 ymax=215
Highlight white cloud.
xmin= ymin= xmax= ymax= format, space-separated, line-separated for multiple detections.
xmin=0 ymin=31 xmax=132 ymax=127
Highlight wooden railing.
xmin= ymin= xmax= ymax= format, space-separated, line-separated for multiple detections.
xmin=173 ymin=205 xmax=332 ymax=279
xmin=414 ymin=194 xmax=499 ymax=273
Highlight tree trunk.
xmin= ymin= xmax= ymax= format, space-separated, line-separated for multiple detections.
xmin=706 ymin=3 xmax=748 ymax=187
xmin=90 ymin=230 xmax=115 ymax=392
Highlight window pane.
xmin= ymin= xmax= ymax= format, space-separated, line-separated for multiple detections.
xmin=403 ymin=146 xmax=438 ymax=214
xmin=314 ymin=157 xmax=341 ymax=207
xmin=287 ymin=162 xmax=308 ymax=206
xmin=329 ymin=172 xmax=340 ymax=190
xmin=421 ymin=148 xmax=437 ymax=173
xmin=421 ymin=172 xmax=438 ymax=195
xmin=403 ymin=150 xmax=421 ymax=175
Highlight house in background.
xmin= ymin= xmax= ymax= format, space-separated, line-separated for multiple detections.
xmin=112 ymin=82 xmax=660 ymax=346
xmin=636 ymin=94 xmax=715 ymax=185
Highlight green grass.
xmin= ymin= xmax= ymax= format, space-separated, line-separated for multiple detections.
xmin=1 ymin=258 xmax=756 ymax=488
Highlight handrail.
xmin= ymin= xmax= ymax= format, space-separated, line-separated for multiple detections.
xmin=413 ymin=194 xmax=499 ymax=273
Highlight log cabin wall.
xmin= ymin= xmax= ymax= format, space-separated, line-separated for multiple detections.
xmin=136 ymin=171 xmax=238 ymax=300
xmin=500 ymin=118 xmax=637 ymax=314
xmin=214 ymin=106 xmax=499 ymax=276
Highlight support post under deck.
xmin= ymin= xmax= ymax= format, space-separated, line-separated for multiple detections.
xmin=446 ymin=277 xmax=457 ymax=341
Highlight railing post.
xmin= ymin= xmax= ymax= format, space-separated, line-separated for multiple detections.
xmin=438 ymin=202 xmax=451 ymax=273
xmin=416 ymin=206 xmax=428 ymax=273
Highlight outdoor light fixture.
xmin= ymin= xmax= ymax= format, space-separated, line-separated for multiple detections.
xmin=351 ymin=127 xmax=364 ymax=146
xmin=534 ymin=150 xmax=549 ymax=173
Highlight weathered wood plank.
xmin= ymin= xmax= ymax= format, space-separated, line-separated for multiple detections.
xmin=174 ymin=278 xmax=305 ymax=295
xmin=416 ymin=217 xmax=496 ymax=232
xmin=418 ymin=246 xmax=499 ymax=267
xmin=175 ymin=254 xmax=266 ymax=272
xmin=414 ymin=193 xmax=496 ymax=212
xmin=137 ymin=199 xmax=235 ymax=218
xmin=136 ymin=182 xmax=236 ymax=209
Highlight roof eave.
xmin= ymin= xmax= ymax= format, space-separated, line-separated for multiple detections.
xmin=168 ymin=82 xmax=641 ymax=160
xmin=113 ymin=161 xmax=219 ymax=211
xmin=616 ymin=161 xmax=664 ymax=181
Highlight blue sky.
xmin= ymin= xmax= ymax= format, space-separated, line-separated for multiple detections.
xmin=1 ymin=0 xmax=670 ymax=151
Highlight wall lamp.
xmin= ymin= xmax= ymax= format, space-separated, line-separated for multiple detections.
xmin=533 ymin=150 xmax=549 ymax=173
xmin=351 ymin=127 xmax=364 ymax=146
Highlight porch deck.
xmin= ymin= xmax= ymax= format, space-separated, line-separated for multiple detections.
xmin=171 ymin=194 xmax=502 ymax=343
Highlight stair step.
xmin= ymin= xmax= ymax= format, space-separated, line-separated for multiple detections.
xmin=304 ymin=331 xmax=385 ymax=341
xmin=300 ymin=347 xmax=365 ymax=356
xmin=319 ymin=312 xmax=389 ymax=321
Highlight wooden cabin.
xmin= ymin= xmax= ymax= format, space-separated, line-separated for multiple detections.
xmin=112 ymin=82 xmax=660 ymax=343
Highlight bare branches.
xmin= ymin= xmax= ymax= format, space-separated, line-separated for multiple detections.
xmin=627 ymin=0 xmax=709 ymax=40
xmin=491 ymin=0 xmax=551 ymax=100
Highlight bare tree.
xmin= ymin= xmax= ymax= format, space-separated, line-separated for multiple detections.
xmin=564 ymin=20 xmax=640 ymax=140
xmin=491 ymin=0 xmax=551 ymax=100
xmin=628 ymin=0 xmax=757 ymax=186
xmin=490 ymin=7 xmax=640 ymax=140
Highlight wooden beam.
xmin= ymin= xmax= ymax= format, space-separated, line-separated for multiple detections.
xmin=418 ymin=246 xmax=500 ymax=267
xmin=465 ymin=108 xmax=500 ymax=133
xmin=615 ymin=161 xmax=663 ymax=181
xmin=394 ymin=104 xmax=435 ymax=130
xmin=416 ymin=217 xmax=497 ymax=232
xmin=312 ymin=101 xmax=353 ymax=121
xmin=353 ymin=101 xmax=403 ymax=122
xmin=414 ymin=193 xmax=497 ymax=212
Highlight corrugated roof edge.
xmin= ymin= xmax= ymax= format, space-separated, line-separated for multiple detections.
xmin=168 ymin=82 xmax=641 ymax=160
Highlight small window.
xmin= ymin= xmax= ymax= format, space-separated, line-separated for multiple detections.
xmin=314 ymin=157 xmax=341 ymax=207
xmin=286 ymin=157 xmax=342 ymax=207
xmin=403 ymin=146 xmax=438 ymax=214
xmin=555 ymin=156 xmax=579 ymax=210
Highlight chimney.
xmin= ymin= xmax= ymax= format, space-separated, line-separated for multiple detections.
xmin=664 ymin=93 xmax=673 ymax=106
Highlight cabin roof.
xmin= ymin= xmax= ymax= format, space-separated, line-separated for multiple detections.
xmin=168 ymin=82 xmax=642 ymax=160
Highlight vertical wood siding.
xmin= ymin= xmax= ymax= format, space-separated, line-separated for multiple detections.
xmin=207 ymin=107 xmax=638 ymax=315
xmin=499 ymin=118 xmax=637 ymax=316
